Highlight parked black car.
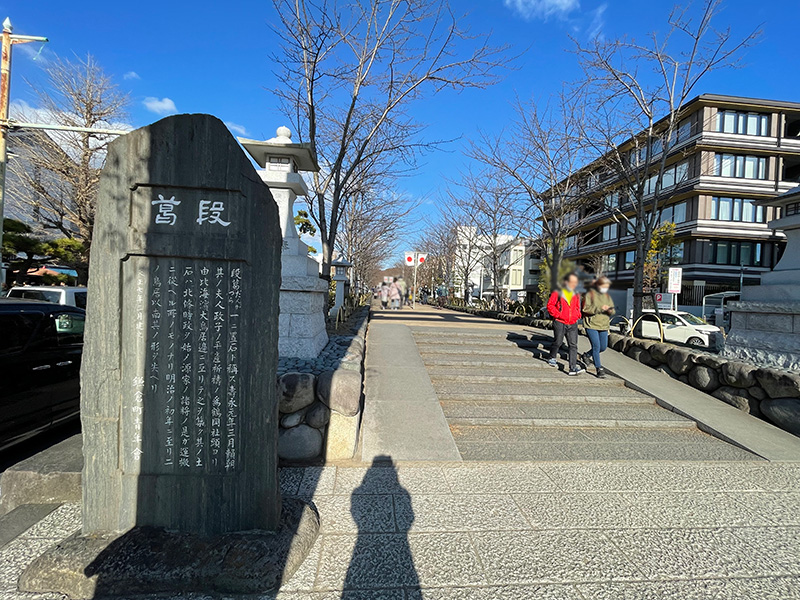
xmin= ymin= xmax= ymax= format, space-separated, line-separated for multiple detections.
xmin=0 ymin=299 xmax=85 ymax=451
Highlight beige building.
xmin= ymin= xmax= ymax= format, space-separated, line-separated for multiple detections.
xmin=565 ymin=94 xmax=797 ymax=304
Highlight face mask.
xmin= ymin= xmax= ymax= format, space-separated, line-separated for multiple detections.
xmin=598 ymin=287 xmax=609 ymax=294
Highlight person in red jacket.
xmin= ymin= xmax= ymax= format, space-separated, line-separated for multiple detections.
xmin=546 ymin=272 xmax=584 ymax=375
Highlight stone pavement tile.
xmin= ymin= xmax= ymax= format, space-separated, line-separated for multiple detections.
xmin=315 ymin=533 xmax=486 ymax=590
xmin=18 ymin=503 xmax=81 ymax=540
xmin=406 ymin=583 xmax=584 ymax=599
xmin=605 ymin=528 xmax=786 ymax=580
xmin=298 ymin=466 xmax=338 ymax=497
xmin=279 ymin=467 xmax=306 ymax=496
xmin=714 ymin=576 xmax=800 ymax=599
xmin=275 ymin=589 xmax=404 ymax=600
xmin=471 ymin=530 xmax=642 ymax=584
xmin=723 ymin=463 xmax=800 ymax=491
xmin=457 ymin=442 xmax=568 ymax=461
xmin=538 ymin=463 xmax=659 ymax=492
xmin=733 ymin=492 xmax=800 ymax=526
xmin=309 ymin=494 xmax=395 ymax=534
xmin=0 ymin=536 xmax=61 ymax=592
xmin=620 ymin=492 xmax=773 ymax=528
xmin=513 ymin=493 xmax=654 ymax=530
xmin=442 ymin=464 xmax=560 ymax=494
xmin=730 ymin=527 xmax=800 ymax=574
xmin=0 ymin=593 xmax=71 ymax=600
xmin=556 ymin=442 xmax=752 ymax=462
xmin=394 ymin=494 xmax=530 ymax=532
xmin=576 ymin=579 xmax=725 ymax=599
xmin=334 ymin=467 xmax=450 ymax=496
xmin=625 ymin=464 xmax=751 ymax=492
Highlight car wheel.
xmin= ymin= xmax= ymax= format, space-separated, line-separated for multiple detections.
xmin=687 ymin=336 xmax=705 ymax=347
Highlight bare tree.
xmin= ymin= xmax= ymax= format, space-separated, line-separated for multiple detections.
xmin=270 ymin=0 xmax=508 ymax=276
xmin=574 ymin=0 xmax=760 ymax=325
xmin=8 ymin=54 xmax=129 ymax=282
xmin=412 ymin=219 xmax=458 ymax=298
xmin=335 ymin=181 xmax=418 ymax=288
xmin=468 ymin=93 xmax=592 ymax=295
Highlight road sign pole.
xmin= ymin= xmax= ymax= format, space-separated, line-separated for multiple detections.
xmin=412 ymin=253 xmax=417 ymax=310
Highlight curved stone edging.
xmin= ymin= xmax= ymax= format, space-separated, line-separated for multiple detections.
xmin=276 ymin=306 xmax=370 ymax=463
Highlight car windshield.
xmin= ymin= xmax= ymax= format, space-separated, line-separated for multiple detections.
xmin=8 ymin=289 xmax=63 ymax=303
xmin=679 ymin=313 xmax=707 ymax=326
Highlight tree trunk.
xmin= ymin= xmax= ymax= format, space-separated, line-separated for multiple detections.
xmin=549 ymin=241 xmax=562 ymax=294
xmin=632 ymin=236 xmax=646 ymax=337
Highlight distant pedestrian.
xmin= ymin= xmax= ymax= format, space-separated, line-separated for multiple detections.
xmin=379 ymin=282 xmax=390 ymax=309
xmin=546 ymin=273 xmax=584 ymax=375
xmin=582 ymin=276 xmax=616 ymax=378
xmin=388 ymin=278 xmax=402 ymax=310
xmin=396 ymin=277 xmax=408 ymax=309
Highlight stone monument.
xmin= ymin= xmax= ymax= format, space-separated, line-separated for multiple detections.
xmin=724 ymin=185 xmax=800 ymax=370
xmin=20 ymin=114 xmax=318 ymax=598
xmin=240 ymin=128 xmax=329 ymax=358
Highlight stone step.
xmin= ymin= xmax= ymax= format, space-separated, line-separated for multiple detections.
xmin=449 ymin=424 xmax=712 ymax=443
xmin=427 ymin=371 xmax=628 ymax=386
xmin=436 ymin=392 xmax=654 ymax=405
xmin=440 ymin=401 xmax=691 ymax=426
xmin=419 ymin=355 xmax=539 ymax=368
xmin=414 ymin=346 xmax=534 ymax=357
xmin=432 ymin=382 xmax=645 ymax=397
xmin=446 ymin=416 xmax=696 ymax=429
xmin=414 ymin=337 xmax=539 ymax=348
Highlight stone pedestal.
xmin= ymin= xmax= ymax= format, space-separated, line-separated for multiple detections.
xmin=241 ymin=128 xmax=329 ymax=359
xmin=724 ymin=187 xmax=799 ymax=370
xmin=20 ymin=115 xmax=319 ymax=598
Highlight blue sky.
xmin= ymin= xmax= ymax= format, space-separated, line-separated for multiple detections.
xmin=6 ymin=0 xmax=800 ymax=248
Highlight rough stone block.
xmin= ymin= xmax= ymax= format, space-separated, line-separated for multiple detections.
xmin=278 ymin=425 xmax=323 ymax=461
xmin=761 ymin=398 xmax=800 ymax=436
xmin=746 ymin=313 xmax=793 ymax=333
xmin=721 ymin=361 xmax=758 ymax=388
xmin=666 ymin=347 xmax=696 ymax=375
xmin=305 ymin=402 xmax=331 ymax=429
xmin=687 ymin=365 xmax=719 ymax=392
xmin=278 ymin=373 xmax=316 ymax=414
xmin=325 ymin=411 xmax=361 ymax=460
xmin=712 ymin=386 xmax=760 ymax=416
xmin=317 ymin=369 xmax=363 ymax=416
xmin=756 ymin=368 xmax=800 ymax=399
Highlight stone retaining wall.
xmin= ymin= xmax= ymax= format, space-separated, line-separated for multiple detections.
xmin=276 ymin=306 xmax=369 ymax=463
xmin=445 ymin=305 xmax=800 ymax=438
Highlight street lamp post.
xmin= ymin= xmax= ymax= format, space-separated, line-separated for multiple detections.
xmin=0 ymin=17 xmax=48 ymax=284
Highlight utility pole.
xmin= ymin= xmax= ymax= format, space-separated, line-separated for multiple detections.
xmin=0 ymin=17 xmax=48 ymax=285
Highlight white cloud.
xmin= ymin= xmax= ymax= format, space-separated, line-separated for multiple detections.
xmin=225 ymin=121 xmax=248 ymax=136
xmin=503 ymin=0 xmax=580 ymax=20
xmin=143 ymin=97 xmax=177 ymax=115
xmin=587 ymin=3 xmax=607 ymax=39
xmin=123 ymin=71 xmax=141 ymax=80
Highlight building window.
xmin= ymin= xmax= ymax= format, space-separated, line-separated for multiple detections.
xmin=716 ymin=110 xmax=770 ymax=136
xmin=510 ymin=269 xmax=522 ymax=287
xmin=602 ymin=253 xmax=617 ymax=273
xmin=714 ymin=153 xmax=767 ymax=179
xmin=668 ymin=242 xmax=685 ymax=265
xmin=660 ymin=201 xmax=687 ymax=225
xmin=601 ymin=223 xmax=618 ymax=242
xmin=624 ymin=251 xmax=636 ymax=270
xmin=710 ymin=197 xmax=766 ymax=223
xmin=785 ymin=201 xmax=800 ymax=217
xmin=712 ymin=241 xmax=764 ymax=266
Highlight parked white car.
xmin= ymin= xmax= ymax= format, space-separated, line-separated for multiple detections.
xmin=640 ymin=309 xmax=723 ymax=350
xmin=7 ymin=286 xmax=88 ymax=309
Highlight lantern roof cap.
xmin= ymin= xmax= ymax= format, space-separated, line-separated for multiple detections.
xmin=238 ymin=126 xmax=319 ymax=172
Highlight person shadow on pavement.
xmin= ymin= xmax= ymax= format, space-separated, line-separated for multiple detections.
xmin=343 ymin=455 xmax=421 ymax=598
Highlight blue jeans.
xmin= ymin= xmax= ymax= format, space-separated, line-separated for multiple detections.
xmin=586 ymin=328 xmax=608 ymax=368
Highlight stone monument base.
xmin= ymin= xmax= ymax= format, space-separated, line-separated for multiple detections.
xmin=18 ymin=498 xmax=319 ymax=599
xmin=723 ymin=301 xmax=800 ymax=371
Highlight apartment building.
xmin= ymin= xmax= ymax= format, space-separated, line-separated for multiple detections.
xmin=564 ymin=94 xmax=796 ymax=303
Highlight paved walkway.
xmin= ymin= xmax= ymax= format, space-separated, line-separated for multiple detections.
xmin=2 ymin=306 xmax=799 ymax=599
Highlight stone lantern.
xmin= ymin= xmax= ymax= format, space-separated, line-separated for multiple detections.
xmin=240 ymin=127 xmax=329 ymax=358
xmin=724 ymin=185 xmax=800 ymax=369
xmin=329 ymin=256 xmax=353 ymax=319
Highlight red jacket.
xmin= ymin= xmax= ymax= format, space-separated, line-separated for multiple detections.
xmin=547 ymin=290 xmax=582 ymax=325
